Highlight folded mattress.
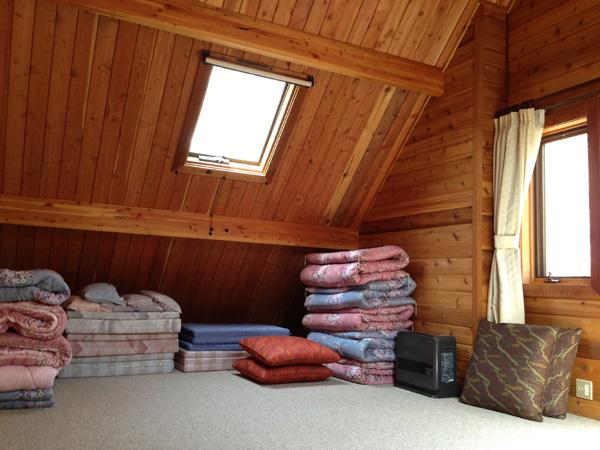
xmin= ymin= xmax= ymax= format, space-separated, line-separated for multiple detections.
xmin=326 ymin=362 xmax=394 ymax=385
xmin=66 ymin=318 xmax=181 ymax=334
xmin=179 ymin=323 xmax=290 ymax=344
xmin=177 ymin=349 xmax=248 ymax=359
xmin=67 ymin=333 xmax=178 ymax=342
xmin=175 ymin=356 xmax=246 ymax=372
xmin=305 ymin=246 xmax=409 ymax=265
xmin=67 ymin=311 xmax=180 ymax=320
xmin=0 ymin=366 xmax=59 ymax=392
xmin=0 ymin=388 xmax=54 ymax=410
xmin=0 ymin=302 xmax=67 ymax=340
xmin=70 ymin=353 xmax=175 ymax=364
xmin=70 ymin=338 xmax=179 ymax=357
xmin=302 ymin=313 xmax=413 ymax=332
xmin=0 ymin=268 xmax=70 ymax=305
xmin=58 ymin=358 xmax=175 ymax=378
xmin=300 ymin=261 xmax=409 ymax=288
xmin=178 ymin=341 xmax=243 ymax=352
xmin=0 ymin=332 xmax=72 ymax=368
xmin=308 ymin=332 xmax=396 ymax=363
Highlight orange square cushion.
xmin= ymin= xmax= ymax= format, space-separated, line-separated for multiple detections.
xmin=239 ymin=335 xmax=340 ymax=366
xmin=233 ymin=358 xmax=332 ymax=384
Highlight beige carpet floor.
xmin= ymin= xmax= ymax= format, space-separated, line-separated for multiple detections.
xmin=0 ymin=371 xmax=598 ymax=450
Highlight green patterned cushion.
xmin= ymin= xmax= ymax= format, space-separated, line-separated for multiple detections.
xmin=460 ymin=320 xmax=558 ymax=421
xmin=542 ymin=328 xmax=582 ymax=418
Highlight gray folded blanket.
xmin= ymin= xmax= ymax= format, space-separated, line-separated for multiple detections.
xmin=0 ymin=269 xmax=70 ymax=305
xmin=0 ymin=388 xmax=55 ymax=410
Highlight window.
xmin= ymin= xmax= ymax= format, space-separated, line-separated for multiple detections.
xmin=534 ymin=128 xmax=591 ymax=278
xmin=174 ymin=54 xmax=312 ymax=182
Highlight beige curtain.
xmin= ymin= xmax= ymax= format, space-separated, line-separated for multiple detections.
xmin=487 ymin=108 xmax=545 ymax=324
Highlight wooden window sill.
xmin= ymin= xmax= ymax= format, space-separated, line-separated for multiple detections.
xmin=175 ymin=163 xmax=269 ymax=184
xmin=524 ymin=282 xmax=599 ymax=299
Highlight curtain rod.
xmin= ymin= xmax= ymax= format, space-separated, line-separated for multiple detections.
xmin=495 ymin=79 xmax=600 ymax=118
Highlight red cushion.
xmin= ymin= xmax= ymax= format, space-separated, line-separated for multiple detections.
xmin=233 ymin=358 xmax=332 ymax=384
xmin=239 ymin=335 xmax=340 ymax=366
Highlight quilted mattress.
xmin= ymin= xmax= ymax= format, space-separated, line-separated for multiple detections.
xmin=58 ymin=358 xmax=175 ymax=378
xmin=179 ymin=323 xmax=290 ymax=344
xmin=66 ymin=318 xmax=181 ymax=334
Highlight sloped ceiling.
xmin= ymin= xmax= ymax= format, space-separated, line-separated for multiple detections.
xmin=0 ymin=0 xmax=507 ymax=325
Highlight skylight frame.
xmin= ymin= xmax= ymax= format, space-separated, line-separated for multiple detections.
xmin=173 ymin=52 xmax=312 ymax=183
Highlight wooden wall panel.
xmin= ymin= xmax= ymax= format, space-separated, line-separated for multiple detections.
xmin=0 ymin=0 xmax=485 ymax=333
xmin=0 ymin=223 xmax=308 ymax=329
xmin=506 ymin=0 xmax=600 ymax=421
xmin=0 ymin=0 xmax=478 ymax=225
xmin=360 ymin=3 xmax=506 ymax=386
xmin=508 ymin=0 xmax=600 ymax=104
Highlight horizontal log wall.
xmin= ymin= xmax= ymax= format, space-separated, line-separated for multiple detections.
xmin=361 ymin=2 xmax=505 ymax=385
xmin=509 ymin=0 xmax=600 ymax=420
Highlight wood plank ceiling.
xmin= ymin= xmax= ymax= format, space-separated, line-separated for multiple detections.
xmin=0 ymin=0 xmax=505 ymax=326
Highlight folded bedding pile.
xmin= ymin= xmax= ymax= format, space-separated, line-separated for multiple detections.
xmin=176 ymin=324 xmax=290 ymax=372
xmin=59 ymin=284 xmax=181 ymax=378
xmin=300 ymin=246 xmax=417 ymax=385
xmin=0 ymin=268 xmax=72 ymax=409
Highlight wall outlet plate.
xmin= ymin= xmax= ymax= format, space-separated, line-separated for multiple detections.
xmin=576 ymin=378 xmax=593 ymax=400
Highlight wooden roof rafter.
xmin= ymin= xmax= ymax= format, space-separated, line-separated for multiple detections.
xmin=58 ymin=0 xmax=445 ymax=96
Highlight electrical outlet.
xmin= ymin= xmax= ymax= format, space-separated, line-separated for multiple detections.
xmin=576 ymin=379 xmax=593 ymax=400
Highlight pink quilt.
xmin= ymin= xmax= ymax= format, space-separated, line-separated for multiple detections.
xmin=328 ymin=305 xmax=414 ymax=316
xmin=301 ymin=262 xmax=409 ymax=288
xmin=305 ymin=277 xmax=412 ymax=294
xmin=0 ymin=366 xmax=59 ymax=392
xmin=71 ymin=338 xmax=179 ymax=357
xmin=302 ymin=313 xmax=413 ymax=332
xmin=0 ymin=332 xmax=72 ymax=368
xmin=326 ymin=363 xmax=394 ymax=385
xmin=305 ymin=246 xmax=409 ymax=265
xmin=0 ymin=302 xmax=67 ymax=340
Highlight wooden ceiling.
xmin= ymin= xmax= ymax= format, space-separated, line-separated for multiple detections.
xmin=0 ymin=0 xmax=509 ymax=325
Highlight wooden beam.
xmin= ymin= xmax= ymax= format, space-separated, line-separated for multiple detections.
xmin=0 ymin=195 xmax=358 ymax=250
xmin=59 ymin=0 xmax=444 ymax=96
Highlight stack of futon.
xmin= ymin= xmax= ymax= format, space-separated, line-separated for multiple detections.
xmin=301 ymin=246 xmax=416 ymax=385
xmin=176 ymin=324 xmax=290 ymax=372
xmin=0 ymin=269 xmax=72 ymax=409
xmin=59 ymin=284 xmax=181 ymax=378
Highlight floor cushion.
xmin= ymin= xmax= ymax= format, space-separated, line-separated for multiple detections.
xmin=460 ymin=320 xmax=558 ymax=421
xmin=543 ymin=327 xmax=582 ymax=418
xmin=233 ymin=358 xmax=332 ymax=384
xmin=240 ymin=336 xmax=340 ymax=366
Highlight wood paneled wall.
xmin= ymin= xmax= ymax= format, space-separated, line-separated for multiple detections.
xmin=0 ymin=0 xmax=483 ymax=327
xmin=508 ymin=0 xmax=600 ymax=104
xmin=508 ymin=0 xmax=600 ymax=421
xmin=0 ymin=223 xmax=311 ymax=332
xmin=361 ymin=2 xmax=506 ymax=384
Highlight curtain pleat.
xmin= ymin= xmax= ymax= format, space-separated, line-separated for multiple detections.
xmin=487 ymin=108 xmax=545 ymax=323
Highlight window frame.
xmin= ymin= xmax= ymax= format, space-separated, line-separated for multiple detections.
xmin=173 ymin=53 xmax=311 ymax=183
xmin=533 ymin=125 xmax=590 ymax=280
xmin=521 ymin=94 xmax=600 ymax=298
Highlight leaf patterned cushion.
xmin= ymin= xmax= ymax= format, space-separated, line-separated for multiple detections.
xmin=233 ymin=358 xmax=332 ymax=384
xmin=460 ymin=320 xmax=558 ymax=421
xmin=542 ymin=328 xmax=582 ymax=419
xmin=239 ymin=336 xmax=340 ymax=367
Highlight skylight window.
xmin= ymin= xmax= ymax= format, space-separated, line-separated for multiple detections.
xmin=174 ymin=54 xmax=312 ymax=182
